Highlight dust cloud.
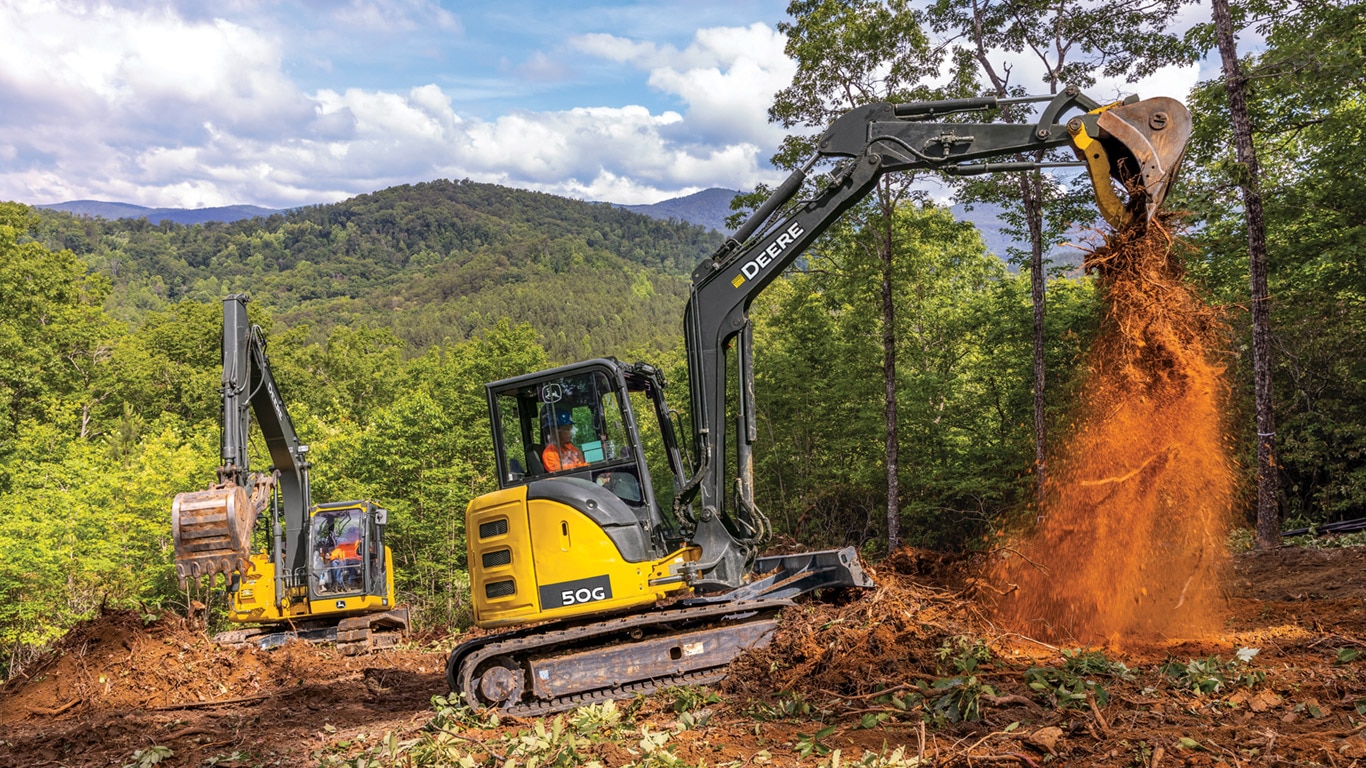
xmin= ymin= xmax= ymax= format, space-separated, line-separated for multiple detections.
xmin=992 ymin=218 xmax=1233 ymax=642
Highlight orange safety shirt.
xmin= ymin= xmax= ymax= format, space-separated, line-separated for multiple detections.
xmin=543 ymin=442 xmax=586 ymax=472
xmin=330 ymin=540 xmax=361 ymax=563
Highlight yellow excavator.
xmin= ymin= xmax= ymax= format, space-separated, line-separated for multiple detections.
xmin=172 ymin=295 xmax=408 ymax=654
xmin=446 ymin=88 xmax=1191 ymax=714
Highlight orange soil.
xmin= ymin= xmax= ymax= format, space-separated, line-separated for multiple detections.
xmin=990 ymin=218 xmax=1233 ymax=642
xmin=4 ymin=546 xmax=1366 ymax=766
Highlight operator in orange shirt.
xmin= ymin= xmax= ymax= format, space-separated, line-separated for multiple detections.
xmin=542 ymin=410 xmax=586 ymax=472
xmin=328 ymin=524 xmax=363 ymax=591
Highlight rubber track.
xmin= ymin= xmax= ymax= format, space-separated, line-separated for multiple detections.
xmin=452 ymin=599 xmax=791 ymax=716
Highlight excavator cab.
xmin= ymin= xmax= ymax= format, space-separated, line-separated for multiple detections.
xmin=308 ymin=501 xmax=390 ymax=600
xmin=490 ymin=362 xmax=672 ymax=516
xmin=468 ymin=359 xmax=698 ymax=629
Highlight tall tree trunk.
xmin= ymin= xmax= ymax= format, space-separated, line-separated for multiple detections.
xmin=881 ymin=204 xmax=901 ymax=549
xmin=1021 ymin=169 xmax=1048 ymax=502
xmin=1211 ymin=0 xmax=1280 ymax=548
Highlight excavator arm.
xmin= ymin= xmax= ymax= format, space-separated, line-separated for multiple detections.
xmin=172 ymin=294 xmax=312 ymax=605
xmin=678 ymin=88 xmax=1191 ymax=585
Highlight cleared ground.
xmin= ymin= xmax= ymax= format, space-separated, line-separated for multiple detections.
xmin=4 ymin=545 xmax=1366 ymax=767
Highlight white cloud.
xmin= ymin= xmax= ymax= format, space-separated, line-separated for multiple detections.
xmin=571 ymin=22 xmax=795 ymax=147
xmin=0 ymin=0 xmax=1240 ymax=212
xmin=0 ymin=3 xmax=792 ymax=208
xmin=327 ymin=0 xmax=460 ymax=33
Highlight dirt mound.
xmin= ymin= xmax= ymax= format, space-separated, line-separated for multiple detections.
xmin=727 ymin=555 xmax=979 ymax=699
xmin=0 ymin=610 xmax=331 ymax=720
xmin=0 ymin=611 xmax=449 ymax=768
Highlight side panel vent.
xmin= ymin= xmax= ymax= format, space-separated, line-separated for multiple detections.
xmin=479 ymin=519 xmax=509 ymax=539
xmin=482 ymin=549 xmax=512 ymax=568
xmin=485 ymin=579 xmax=515 ymax=599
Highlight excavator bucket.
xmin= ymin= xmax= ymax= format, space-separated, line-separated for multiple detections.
xmin=1069 ymin=96 xmax=1192 ymax=228
xmin=172 ymin=484 xmax=256 ymax=587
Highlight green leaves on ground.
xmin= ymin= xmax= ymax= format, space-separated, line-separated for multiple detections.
xmin=1025 ymin=648 xmax=1132 ymax=710
xmin=1163 ymin=649 xmax=1265 ymax=695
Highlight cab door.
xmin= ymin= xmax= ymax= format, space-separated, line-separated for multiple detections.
xmin=365 ymin=508 xmax=389 ymax=598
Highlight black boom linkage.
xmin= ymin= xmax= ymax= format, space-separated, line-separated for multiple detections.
xmin=674 ymin=88 xmax=1113 ymax=586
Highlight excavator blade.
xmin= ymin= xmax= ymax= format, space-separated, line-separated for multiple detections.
xmin=1071 ymin=96 xmax=1192 ymax=228
xmin=172 ymin=484 xmax=255 ymax=587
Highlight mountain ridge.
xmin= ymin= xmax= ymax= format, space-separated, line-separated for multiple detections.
xmin=36 ymin=185 xmax=1059 ymax=267
xmin=38 ymin=200 xmax=282 ymax=225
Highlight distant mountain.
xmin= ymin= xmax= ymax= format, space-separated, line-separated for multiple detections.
xmin=38 ymin=200 xmax=281 ymax=225
xmin=621 ymin=187 xmax=1044 ymax=264
xmin=619 ymin=188 xmax=740 ymax=231
xmin=951 ymin=202 xmax=1092 ymax=270
xmin=32 ymin=179 xmax=720 ymax=363
xmin=950 ymin=202 xmax=1016 ymax=260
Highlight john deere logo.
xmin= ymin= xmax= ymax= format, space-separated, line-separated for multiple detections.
xmin=732 ymin=223 xmax=805 ymax=288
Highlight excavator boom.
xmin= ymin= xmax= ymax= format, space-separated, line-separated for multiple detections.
xmin=683 ymin=89 xmax=1192 ymax=558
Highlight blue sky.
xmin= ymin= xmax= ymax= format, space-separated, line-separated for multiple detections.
xmin=0 ymin=0 xmax=1215 ymax=210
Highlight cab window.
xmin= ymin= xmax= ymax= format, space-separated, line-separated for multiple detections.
xmin=493 ymin=369 xmax=635 ymax=485
xmin=312 ymin=508 xmax=364 ymax=596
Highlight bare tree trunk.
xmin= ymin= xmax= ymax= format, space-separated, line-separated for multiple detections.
xmin=881 ymin=201 xmax=901 ymax=550
xmin=1022 ymin=171 xmax=1048 ymax=503
xmin=1211 ymin=0 xmax=1280 ymax=548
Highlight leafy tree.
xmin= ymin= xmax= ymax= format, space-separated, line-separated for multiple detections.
xmin=1181 ymin=0 xmax=1366 ymax=528
xmin=926 ymin=0 xmax=1195 ymax=500
xmin=0 ymin=204 xmax=126 ymax=485
xmin=751 ymin=202 xmax=1097 ymax=549
xmin=765 ymin=0 xmax=970 ymax=548
xmin=1206 ymin=0 xmax=1280 ymax=547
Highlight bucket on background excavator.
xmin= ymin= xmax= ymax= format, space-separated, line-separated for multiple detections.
xmin=172 ymin=473 xmax=273 ymax=587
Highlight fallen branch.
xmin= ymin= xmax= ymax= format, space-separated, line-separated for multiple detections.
xmin=965 ymin=754 xmax=1042 ymax=768
xmin=165 ymin=726 xmax=220 ymax=740
xmin=1086 ymin=689 xmax=1112 ymax=736
xmin=26 ymin=698 xmax=80 ymax=717
xmin=819 ymin=680 xmax=933 ymax=701
xmin=984 ymin=693 xmax=1045 ymax=713
xmin=151 ymin=693 xmax=273 ymax=711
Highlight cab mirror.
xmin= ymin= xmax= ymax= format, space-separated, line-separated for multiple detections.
xmin=374 ymin=508 xmax=388 ymax=526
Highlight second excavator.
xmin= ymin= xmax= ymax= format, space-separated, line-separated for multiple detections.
xmin=449 ymin=88 xmax=1191 ymax=713
xmin=172 ymin=295 xmax=409 ymax=654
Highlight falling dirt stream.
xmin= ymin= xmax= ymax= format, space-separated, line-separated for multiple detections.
xmin=992 ymin=217 xmax=1234 ymax=642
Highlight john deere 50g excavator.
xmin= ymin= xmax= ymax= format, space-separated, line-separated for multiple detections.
xmin=172 ymin=295 xmax=409 ymax=654
xmin=448 ymin=88 xmax=1192 ymax=713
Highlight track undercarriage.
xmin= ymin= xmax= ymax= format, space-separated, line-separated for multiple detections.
xmin=448 ymin=599 xmax=791 ymax=716
xmin=451 ymin=548 xmax=871 ymax=714
xmin=213 ymin=607 xmax=410 ymax=655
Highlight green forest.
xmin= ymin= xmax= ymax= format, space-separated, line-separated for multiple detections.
xmin=1 ymin=0 xmax=1362 ymax=678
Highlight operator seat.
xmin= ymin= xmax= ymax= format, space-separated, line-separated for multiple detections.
xmin=526 ymin=445 xmax=545 ymax=475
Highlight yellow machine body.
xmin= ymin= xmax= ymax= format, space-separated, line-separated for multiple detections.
xmin=226 ymin=546 xmax=399 ymax=624
xmin=467 ymin=485 xmax=698 ymax=628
